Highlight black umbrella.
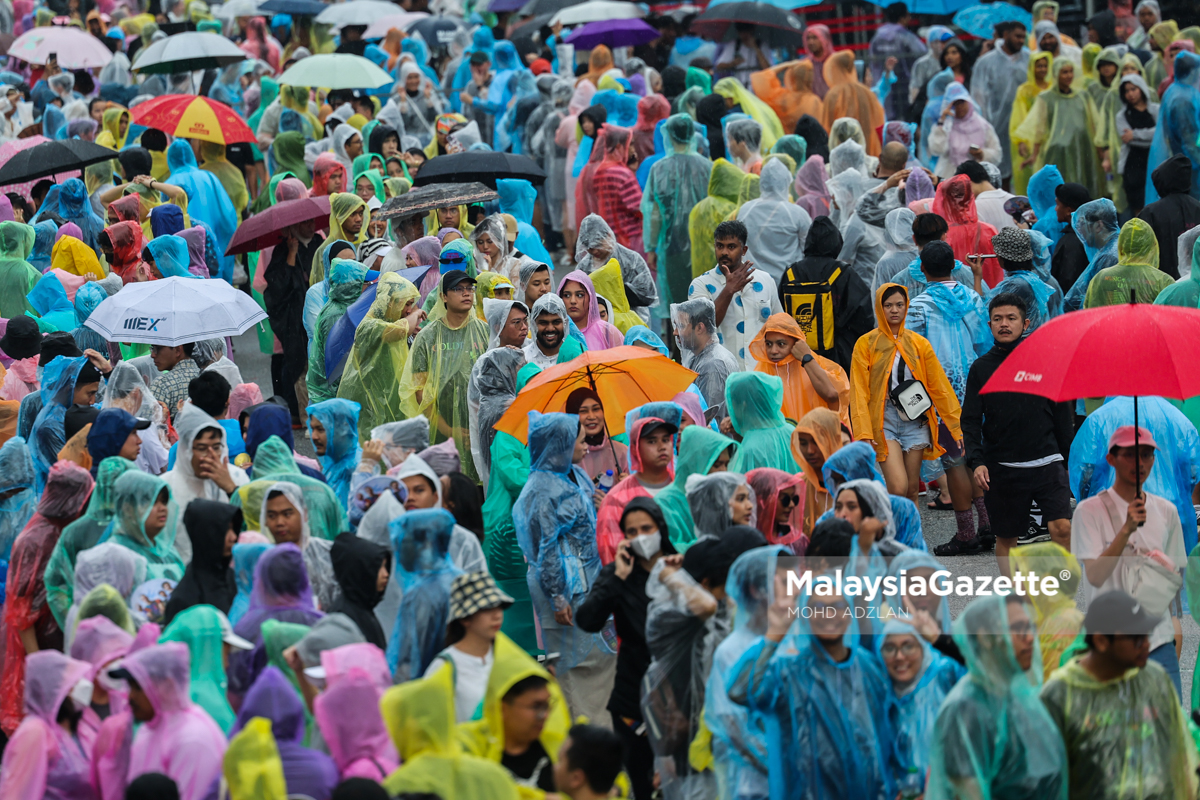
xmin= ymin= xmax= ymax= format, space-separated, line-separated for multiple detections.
xmin=377 ymin=181 xmax=499 ymax=220
xmin=413 ymin=152 xmax=546 ymax=189
xmin=259 ymin=0 xmax=329 ymax=15
xmin=509 ymin=13 xmax=553 ymax=49
xmin=0 ymin=139 xmax=118 ymax=185
xmin=408 ymin=16 xmax=465 ymax=51
xmin=691 ymin=2 xmax=805 ymax=49
xmin=518 ymin=0 xmax=583 ymax=19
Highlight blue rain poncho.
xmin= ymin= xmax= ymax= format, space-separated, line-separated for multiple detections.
xmin=635 ymin=118 xmax=667 ymax=188
xmin=26 ymin=272 xmax=76 ymax=333
xmin=386 ymin=508 xmax=462 ymax=681
xmin=882 ymin=549 xmax=953 ymax=633
xmin=54 ymin=178 xmax=105 ymax=254
xmin=624 ymin=325 xmax=669 ymax=357
xmin=496 ymin=71 xmax=538 ymax=154
xmin=904 ymin=280 xmax=991 ymax=401
xmin=1145 ymin=51 xmax=1200 ymax=203
xmin=726 ymin=372 xmax=800 ymax=474
xmin=229 ymin=542 xmax=272 ymax=625
xmin=164 ymin=139 xmax=237 ymax=281
xmin=728 ymin=570 xmax=893 ymax=800
xmin=29 ymin=354 xmax=86 ymax=490
xmin=820 ymin=441 xmax=926 ymax=550
xmin=145 ymin=236 xmax=194 ymax=279
xmin=1028 ymin=164 xmax=1066 ymax=250
xmin=876 ymin=619 xmax=965 ymax=794
xmin=512 ymin=411 xmax=607 ymax=671
xmin=1068 ymin=395 xmax=1200 ymax=551
xmin=71 ymin=282 xmax=108 ymax=353
xmin=925 ymin=595 xmax=1068 ymax=800
xmin=305 ymin=398 xmax=362 ymax=510
xmin=449 ymin=27 xmax=495 ymax=112
xmin=28 ymin=220 xmax=56 ymax=272
xmin=1063 ymin=197 xmax=1120 ymax=311
xmin=495 ymin=178 xmax=554 ymax=267
xmin=988 ymin=265 xmax=1063 ymax=333
xmin=705 ymin=545 xmax=788 ymax=800
xmin=0 ymin=436 xmax=36 ymax=563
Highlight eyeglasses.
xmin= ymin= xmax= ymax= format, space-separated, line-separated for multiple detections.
xmin=446 ymin=284 xmax=475 ymax=295
xmin=778 ymin=493 xmax=799 ymax=508
xmin=1008 ymin=619 xmax=1034 ymax=637
xmin=510 ymin=700 xmax=555 ymax=718
xmin=881 ymin=640 xmax=922 ymax=658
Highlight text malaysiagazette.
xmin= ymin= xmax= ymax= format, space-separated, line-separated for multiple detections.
xmin=787 ymin=569 xmax=1062 ymax=602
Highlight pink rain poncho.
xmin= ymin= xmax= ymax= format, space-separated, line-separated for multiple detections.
xmin=69 ymin=615 xmax=134 ymax=754
xmin=557 ymin=269 xmax=624 ymax=351
xmin=0 ymin=650 xmax=93 ymax=800
xmin=747 ymin=467 xmax=808 ymax=554
xmin=122 ymin=643 xmax=228 ymax=800
xmin=595 ymin=417 xmax=676 ymax=564
xmin=313 ymin=644 xmax=399 ymax=781
xmin=89 ymin=623 xmax=161 ymax=800
xmin=794 ymin=155 xmax=832 ymax=220
xmin=1 ymin=460 xmax=94 ymax=736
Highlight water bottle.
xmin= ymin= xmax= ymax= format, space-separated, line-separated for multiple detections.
xmin=597 ymin=469 xmax=614 ymax=494
xmin=898 ymin=768 xmax=923 ymax=799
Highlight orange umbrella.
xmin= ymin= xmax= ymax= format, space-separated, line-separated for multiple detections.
xmin=496 ymin=346 xmax=698 ymax=444
xmin=129 ymin=94 xmax=256 ymax=146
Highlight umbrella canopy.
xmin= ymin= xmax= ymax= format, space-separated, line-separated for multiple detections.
xmin=0 ymin=139 xmax=117 ymax=185
xmin=84 ymin=276 xmax=268 ymax=346
xmin=377 ymin=181 xmax=498 ymax=220
xmin=550 ymin=0 xmax=643 ymax=25
xmin=412 ymin=152 xmax=546 ymax=188
xmin=906 ymin=0 xmax=973 ymax=14
xmin=497 ymin=346 xmax=698 ymax=443
xmin=213 ymin=0 xmax=263 ymax=17
xmin=692 ymin=2 xmax=807 ymax=47
xmin=277 ymin=53 xmax=393 ymax=90
xmin=490 ymin=0 xmax=528 ymax=12
xmin=132 ymin=31 xmax=248 ymax=74
xmin=0 ymin=135 xmax=80 ymax=193
xmin=566 ymin=18 xmax=659 ymax=49
xmin=225 ymin=195 xmax=332 ymax=255
xmin=407 ymin=16 xmax=465 ymax=49
xmin=324 ymin=264 xmax=435 ymax=379
xmin=510 ymin=14 xmax=554 ymax=48
xmin=520 ymin=0 xmax=585 ymax=19
xmin=317 ymin=0 xmax=410 ymax=26
xmin=952 ymin=2 xmax=1032 ymax=37
xmin=364 ymin=11 xmax=429 ymax=38
xmin=130 ymin=95 xmax=256 ymax=146
xmin=258 ymin=0 xmax=327 ymax=13
xmin=8 ymin=27 xmax=112 ymax=69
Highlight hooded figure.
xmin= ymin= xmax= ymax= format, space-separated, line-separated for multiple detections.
xmin=822 ymin=54 xmax=885 ymax=156
xmin=594 ymin=416 xmax=678 ymax=563
xmin=687 ymin=159 xmax=742 ymax=279
xmin=467 ymin=345 xmax=524 ymax=490
xmin=386 ymin=508 xmax=462 ymax=680
xmin=904 ymin=256 xmax=992 ymax=401
xmin=1139 ymin=154 xmax=1200 ymax=279
xmin=748 ymin=312 xmax=850 ymax=425
xmin=932 ymin=174 xmax=1000 ymax=284
xmin=29 ymin=354 xmax=86 ymax=489
xmin=0 ymin=222 xmax=41 ymax=320
xmin=670 ymin=297 xmax=740 ymax=405
xmin=306 ymin=258 xmax=368 ymax=404
xmin=311 ymin=644 xmax=398 ymax=781
xmin=1013 ymin=56 xmax=1105 ymax=200
xmin=0 ymin=436 xmax=36 ymax=563
xmin=107 ymin=470 xmax=184 ymax=583
xmin=64 ymin=542 xmax=145 ymax=646
xmin=925 ymin=596 xmax=1068 ymax=799
xmin=1083 ymin=217 xmax=1174 ymax=306
xmin=121 ymin=643 xmax=229 ymax=800
xmin=1145 ymin=51 xmax=1200 ymax=204
xmin=164 ymin=140 xmax=237 ymax=281
xmin=158 ymin=604 xmax=240 ymax=734
xmin=306 ymin=398 xmax=363 ymax=509
xmin=1010 ymin=54 xmax=1055 ymax=196
xmin=821 ymin=441 xmax=926 ymax=549
xmin=746 ymin=469 xmax=807 ymax=551
xmin=328 ymin=532 xmax=390 ymax=648
xmin=162 ymin=501 xmax=243 ymax=626
xmin=737 ymin=159 xmax=812 ymax=283
xmin=971 ymin=29 xmax=1030 ymax=181
xmin=575 ymin=213 xmax=658 ymax=319
xmin=727 ymin=372 xmax=801 ymax=474
xmin=1156 ymin=227 xmax=1200 ymax=307
xmin=686 ymin=471 xmax=753 ymax=539
xmin=656 ymin=425 xmax=738 ymax=552
xmin=102 ymin=221 xmax=148 ymax=285
xmin=1062 ymin=197 xmax=1121 ymax=310
xmin=928 ymin=83 xmax=1002 ymax=180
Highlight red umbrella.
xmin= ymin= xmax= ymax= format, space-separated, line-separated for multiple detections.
xmin=129 ymin=95 xmax=256 ymax=146
xmin=224 ymin=196 xmax=331 ymax=256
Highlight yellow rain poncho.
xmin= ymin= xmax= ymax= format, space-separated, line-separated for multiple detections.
xmin=713 ymin=77 xmax=783 ymax=152
xmin=336 ymin=273 xmax=420 ymax=441
xmin=1008 ymin=543 xmax=1084 ymax=681
xmin=381 ymin=662 xmax=521 ymax=800
xmin=473 ymin=271 xmax=514 ymax=320
xmin=424 ymin=204 xmax=475 ymax=238
xmin=50 ymin=235 xmax=105 ymax=280
xmin=199 ymin=141 xmax=249 ymax=216
xmin=95 ymin=107 xmax=129 ymax=151
xmin=1091 ymin=46 xmax=1131 ymax=207
xmin=1010 ymin=51 xmax=1054 ymax=195
xmin=589 ymin=258 xmax=641 ymax=333
xmin=689 ymin=159 xmax=744 ymax=279
xmin=223 ymin=717 xmax=288 ymax=800
xmin=1145 ymin=20 xmax=1179 ymax=89
xmin=280 ymin=85 xmax=323 ymax=140
xmin=149 ymin=148 xmax=171 ymax=183
xmin=456 ymin=633 xmax=571 ymax=800
xmin=309 ymin=192 xmax=369 ymax=285
xmin=1013 ymin=57 xmax=1105 ymax=200
xmin=1084 ymin=218 xmax=1174 ymax=307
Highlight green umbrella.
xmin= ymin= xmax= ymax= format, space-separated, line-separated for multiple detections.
xmin=277 ymin=53 xmax=393 ymax=90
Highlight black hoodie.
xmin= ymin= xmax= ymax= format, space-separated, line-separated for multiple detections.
xmin=1137 ymin=155 xmax=1200 ymax=280
xmin=162 ymin=500 xmax=242 ymax=626
xmin=328 ymin=533 xmax=390 ymax=649
xmin=776 ymin=216 xmax=874 ymax=372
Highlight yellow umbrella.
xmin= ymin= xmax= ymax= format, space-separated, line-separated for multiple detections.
xmin=129 ymin=94 xmax=256 ymax=146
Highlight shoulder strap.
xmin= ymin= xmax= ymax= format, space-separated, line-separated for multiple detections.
xmin=1096 ymin=491 xmax=1137 ymax=552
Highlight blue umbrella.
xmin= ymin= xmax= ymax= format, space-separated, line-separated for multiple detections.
xmin=952 ymin=2 xmax=1031 ymax=38
xmin=708 ymin=0 xmax=819 ymax=10
xmin=907 ymin=0 xmax=974 ymax=15
xmin=259 ymin=0 xmax=328 ymax=15
xmin=325 ymin=265 xmax=435 ymax=380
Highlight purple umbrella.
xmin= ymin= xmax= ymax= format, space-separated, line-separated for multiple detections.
xmin=325 ymin=265 xmax=436 ymax=380
xmin=489 ymin=0 xmax=528 ymax=11
xmin=565 ymin=18 xmax=659 ymax=49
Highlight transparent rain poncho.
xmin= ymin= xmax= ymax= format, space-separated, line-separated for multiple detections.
xmin=574 ymin=214 xmax=658 ymax=315
xmin=107 ymin=470 xmax=184 ymax=583
xmin=1064 ymin=198 xmax=1121 ymax=311
xmin=872 ymin=207 xmax=919 ymax=295
xmin=159 ymin=604 xmax=237 ymax=734
xmin=727 ymin=372 xmax=801 ymax=474
xmin=840 ymin=188 xmax=898 ymax=286
xmin=306 ymin=398 xmax=363 ymax=511
xmin=989 ymin=255 xmax=1063 ymax=332
xmin=466 ymin=346 xmax=523 ymax=490
xmin=687 ymin=471 xmax=753 ymax=540
xmin=670 ymin=298 xmax=738 ymax=408
xmin=512 ymin=411 xmax=606 ymax=670
xmin=336 ymin=272 xmax=420 ymax=441
xmin=306 ymin=258 xmax=368 ymax=404
xmin=29 ymin=354 xmax=86 ymax=489
xmin=229 ymin=542 xmax=271 ymax=626
xmin=713 ymin=77 xmax=784 ymax=151
xmin=1083 ymin=217 xmax=1175 ymax=307
xmin=1008 ymin=543 xmax=1084 ymax=681
xmin=386 ymin=508 xmax=462 ymax=681
xmin=925 ymin=595 xmax=1067 ymax=800
xmin=64 ymin=542 xmax=145 ymax=644
xmin=1145 ymin=51 xmax=1200 ymax=204
xmin=1157 ymin=228 xmax=1200 ymax=307
xmin=736 ymin=158 xmax=812 ymax=284
xmin=236 ymin=438 xmax=349 ymax=544
xmin=0 ymin=435 xmax=35 ymax=563
xmin=657 ymin=426 xmax=738 ymax=551
xmin=688 ymin=159 xmax=743 ymax=280
xmin=370 ymin=417 xmax=431 ymax=471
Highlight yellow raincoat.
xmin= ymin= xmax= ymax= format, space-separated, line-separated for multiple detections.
xmin=381 ymin=662 xmax=521 ymax=800
xmin=589 ymin=258 xmax=641 ymax=334
xmin=473 ymin=271 xmax=515 ymax=320
xmin=223 ymin=716 xmax=289 ymax=800
xmin=51 ymin=236 xmax=105 ymax=280
xmin=1009 ymin=51 xmax=1053 ymax=196
xmin=1009 ymin=543 xmax=1083 ymax=681
xmin=713 ymin=77 xmax=784 ymax=152
xmin=199 ymin=141 xmax=249 ymax=216
xmin=688 ymin=159 xmax=743 ymax=279
xmin=848 ymin=283 xmax=962 ymax=462
xmin=95 ymin=107 xmax=129 ymax=151
xmin=309 ymin=192 xmax=369 ymax=285
xmin=1084 ymin=218 xmax=1175 ymax=307
xmin=424 ymin=204 xmax=475 ymax=238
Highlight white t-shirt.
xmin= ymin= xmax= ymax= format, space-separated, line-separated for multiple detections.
xmin=424 ymin=644 xmax=495 ymax=722
xmin=975 ymin=188 xmax=1017 ymax=233
xmin=1071 ymin=488 xmax=1186 ymax=652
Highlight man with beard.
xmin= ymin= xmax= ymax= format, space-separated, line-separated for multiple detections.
xmin=523 ymin=293 xmax=571 ymax=370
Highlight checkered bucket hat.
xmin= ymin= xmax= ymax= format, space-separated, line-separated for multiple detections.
xmin=449 ymin=571 xmax=515 ymax=622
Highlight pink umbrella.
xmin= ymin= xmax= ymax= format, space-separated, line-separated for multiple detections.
xmin=7 ymin=26 xmax=113 ymax=69
xmin=0 ymin=136 xmax=81 ymax=197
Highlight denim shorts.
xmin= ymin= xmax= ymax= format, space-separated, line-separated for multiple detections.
xmin=883 ymin=400 xmax=931 ymax=452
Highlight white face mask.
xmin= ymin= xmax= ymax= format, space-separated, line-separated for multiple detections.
xmin=69 ymin=678 xmax=94 ymax=711
xmin=630 ymin=531 xmax=662 ymax=560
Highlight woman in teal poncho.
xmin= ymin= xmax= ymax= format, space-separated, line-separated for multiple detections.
xmin=306 ymin=258 xmax=368 ymax=404
xmin=654 ymin=425 xmax=737 ymax=552
xmin=159 ymin=604 xmax=239 ymax=734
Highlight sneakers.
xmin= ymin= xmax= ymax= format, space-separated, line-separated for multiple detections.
xmin=1019 ymin=517 xmax=1052 ymax=544
xmin=934 ymin=536 xmax=983 ymax=557
xmin=977 ymin=528 xmax=995 ymax=552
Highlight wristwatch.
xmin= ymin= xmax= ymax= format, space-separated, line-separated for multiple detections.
xmin=800 ymin=354 xmax=814 ymax=366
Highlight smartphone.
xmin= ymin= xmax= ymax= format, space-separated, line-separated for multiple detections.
xmin=967 ymin=254 xmax=998 ymax=259
xmin=47 ymin=53 xmax=57 ymax=67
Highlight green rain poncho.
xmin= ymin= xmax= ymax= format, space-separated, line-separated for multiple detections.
xmin=44 ymin=456 xmax=137 ymax=628
xmin=1084 ymin=218 xmax=1174 ymax=307
xmin=1156 ymin=232 xmax=1200 ymax=307
xmin=642 ymin=113 xmax=712 ymax=312
xmin=727 ymin=372 xmax=800 ymax=474
xmin=306 ymin=258 xmax=368 ymax=404
xmin=926 ymin=595 xmax=1068 ymax=800
xmin=1013 ymin=56 xmax=1106 ymax=200
xmin=770 ymin=134 xmax=807 ymax=174
xmin=235 ymin=436 xmax=347 ymax=539
xmin=271 ymin=131 xmax=311 ymax=187
xmin=159 ymin=604 xmax=238 ymax=734
xmin=655 ymin=425 xmax=738 ymax=552
xmin=0 ymin=221 xmax=41 ymax=320
xmin=688 ymin=159 xmax=744 ymax=279
xmin=260 ymin=618 xmax=316 ymax=743
xmin=107 ymin=470 xmax=185 ymax=583
xmin=353 ymin=168 xmax=386 ymax=204
xmin=337 ymin=273 xmax=420 ymax=441
xmin=481 ymin=363 xmax=541 ymax=653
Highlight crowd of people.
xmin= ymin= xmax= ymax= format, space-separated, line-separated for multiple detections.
xmin=1 ymin=0 xmax=1200 ymax=797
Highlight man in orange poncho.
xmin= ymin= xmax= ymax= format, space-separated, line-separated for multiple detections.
xmin=822 ymin=51 xmax=886 ymax=156
xmin=791 ymin=407 xmax=844 ymax=534
xmin=749 ymin=313 xmax=849 ymax=426
xmin=751 ymin=60 xmax=826 ymax=135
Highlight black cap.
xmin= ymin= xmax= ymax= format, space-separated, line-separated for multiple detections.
xmin=441 ymin=270 xmax=477 ymax=293
xmin=38 ymin=332 xmax=82 ymax=367
xmin=1082 ymin=590 xmax=1160 ymax=636
xmin=64 ymin=404 xmax=100 ymax=442
xmin=1054 ymin=182 xmax=1092 ymax=211
xmin=640 ymin=420 xmax=679 ymax=439
xmin=0 ymin=317 xmax=41 ymax=361
xmin=106 ymin=667 xmax=135 ymax=682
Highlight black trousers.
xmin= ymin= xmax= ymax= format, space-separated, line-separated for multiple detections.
xmin=612 ymin=714 xmax=656 ymax=800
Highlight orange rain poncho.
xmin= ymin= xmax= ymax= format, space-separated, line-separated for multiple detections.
xmin=751 ymin=60 xmax=825 ymax=135
xmin=578 ymin=45 xmax=615 ymax=87
xmin=790 ymin=407 xmax=843 ymax=534
xmin=821 ymin=51 xmax=885 ymax=156
xmin=748 ymin=313 xmax=850 ymax=427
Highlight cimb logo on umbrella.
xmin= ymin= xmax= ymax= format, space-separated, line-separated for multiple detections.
xmin=124 ymin=316 xmax=167 ymax=331
xmin=1014 ymin=370 xmax=1043 ymax=383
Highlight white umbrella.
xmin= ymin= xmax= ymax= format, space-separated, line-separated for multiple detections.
xmin=364 ymin=11 xmax=429 ymax=39
xmin=8 ymin=27 xmax=112 ymax=69
xmin=316 ymin=0 xmax=410 ymax=26
xmin=214 ymin=0 xmax=263 ymax=17
xmin=550 ymin=0 xmax=643 ymax=26
xmin=132 ymin=32 xmax=248 ymax=74
xmin=277 ymin=53 xmax=393 ymax=89
xmin=84 ymin=277 xmax=267 ymax=346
